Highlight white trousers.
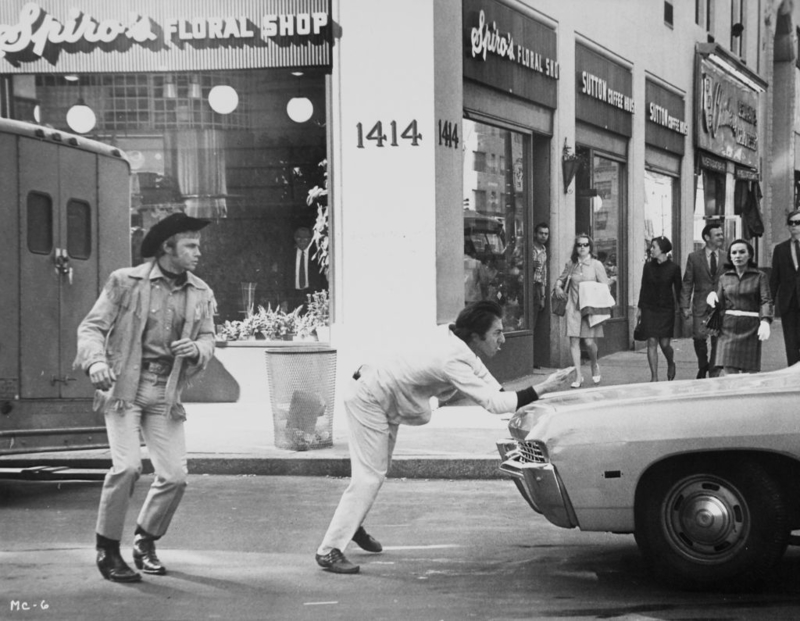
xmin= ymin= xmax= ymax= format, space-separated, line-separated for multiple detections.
xmin=317 ymin=380 xmax=398 ymax=555
xmin=96 ymin=372 xmax=188 ymax=541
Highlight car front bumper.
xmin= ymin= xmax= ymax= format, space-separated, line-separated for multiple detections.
xmin=496 ymin=439 xmax=578 ymax=529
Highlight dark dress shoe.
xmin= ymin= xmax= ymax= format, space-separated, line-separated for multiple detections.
xmin=352 ymin=526 xmax=382 ymax=553
xmin=96 ymin=548 xmax=142 ymax=583
xmin=667 ymin=362 xmax=676 ymax=381
xmin=132 ymin=535 xmax=166 ymax=575
xmin=315 ymin=548 xmax=360 ymax=574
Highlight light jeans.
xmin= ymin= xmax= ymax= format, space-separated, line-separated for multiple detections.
xmin=317 ymin=380 xmax=398 ymax=555
xmin=95 ymin=371 xmax=188 ymax=541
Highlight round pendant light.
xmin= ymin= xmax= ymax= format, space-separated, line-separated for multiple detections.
xmin=66 ymin=99 xmax=96 ymax=134
xmin=208 ymin=85 xmax=239 ymax=114
xmin=286 ymin=97 xmax=313 ymax=123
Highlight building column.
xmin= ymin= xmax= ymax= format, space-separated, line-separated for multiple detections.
xmin=329 ymin=0 xmax=463 ymax=368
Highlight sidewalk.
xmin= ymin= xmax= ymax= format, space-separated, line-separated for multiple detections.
xmin=2 ymin=320 xmax=789 ymax=479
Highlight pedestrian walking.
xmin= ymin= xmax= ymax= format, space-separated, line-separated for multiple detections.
xmin=769 ymin=208 xmax=800 ymax=367
xmin=315 ymin=300 xmax=574 ymax=574
xmin=637 ymin=236 xmax=681 ymax=382
xmin=74 ymin=212 xmax=217 ymax=583
xmin=708 ymin=239 xmax=773 ymax=375
xmin=680 ymin=222 xmax=724 ymax=378
xmin=552 ymin=233 xmax=609 ymax=388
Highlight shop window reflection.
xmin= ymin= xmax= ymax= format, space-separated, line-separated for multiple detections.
xmin=644 ymin=169 xmax=676 ymax=260
xmin=462 ymin=119 xmax=529 ymax=332
xmin=21 ymin=69 xmax=328 ymax=325
xmin=576 ymin=147 xmax=623 ymax=317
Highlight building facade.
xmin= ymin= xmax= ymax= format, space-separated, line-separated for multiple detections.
xmin=0 ymin=0 xmax=792 ymax=391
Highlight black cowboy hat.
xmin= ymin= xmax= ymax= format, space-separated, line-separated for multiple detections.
xmin=140 ymin=212 xmax=210 ymax=258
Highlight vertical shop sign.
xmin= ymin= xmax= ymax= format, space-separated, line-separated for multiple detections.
xmin=695 ymin=57 xmax=760 ymax=168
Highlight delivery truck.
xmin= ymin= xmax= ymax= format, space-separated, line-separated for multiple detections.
xmin=0 ymin=117 xmax=130 ymax=460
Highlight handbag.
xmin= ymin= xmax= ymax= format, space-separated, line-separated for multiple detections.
xmin=633 ymin=317 xmax=645 ymax=341
xmin=704 ymin=305 xmax=723 ymax=334
xmin=550 ymin=267 xmax=573 ymax=317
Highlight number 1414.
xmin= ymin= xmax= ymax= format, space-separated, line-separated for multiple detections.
xmin=356 ymin=120 xmax=422 ymax=148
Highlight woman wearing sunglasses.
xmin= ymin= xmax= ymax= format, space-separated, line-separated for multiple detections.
xmin=553 ymin=233 xmax=610 ymax=388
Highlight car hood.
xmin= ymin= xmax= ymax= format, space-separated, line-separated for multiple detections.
xmin=508 ymin=364 xmax=800 ymax=440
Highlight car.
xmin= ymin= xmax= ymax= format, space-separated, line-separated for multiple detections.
xmin=496 ymin=365 xmax=800 ymax=589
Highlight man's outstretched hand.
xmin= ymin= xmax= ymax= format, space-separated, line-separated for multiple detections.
xmin=534 ymin=367 xmax=575 ymax=397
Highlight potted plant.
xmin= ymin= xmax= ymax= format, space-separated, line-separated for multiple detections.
xmin=301 ymin=289 xmax=330 ymax=341
xmin=216 ymin=305 xmax=304 ymax=342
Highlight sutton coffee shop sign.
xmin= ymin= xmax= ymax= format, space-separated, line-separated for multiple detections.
xmin=0 ymin=1 xmax=330 ymax=69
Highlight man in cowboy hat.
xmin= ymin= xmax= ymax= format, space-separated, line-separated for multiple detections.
xmin=74 ymin=212 xmax=217 ymax=583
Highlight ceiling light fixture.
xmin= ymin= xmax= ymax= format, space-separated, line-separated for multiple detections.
xmin=286 ymin=97 xmax=313 ymax=123
xmin=66 ymin=98 xmax=96 ymax=134
xmin=208 ymin=85 xmax=239 ymax=114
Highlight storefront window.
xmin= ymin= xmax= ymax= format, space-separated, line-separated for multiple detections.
xmin=644 ymin=169 xmax=676 ymax=259
xmin=16 ymin=70 xmax=328 ymax=323
xmin=693 ymin=169 xmax=737 ymax=249
xmin=462 ymin=119 xmax=529 ymax=332
xmin=576 ymin=148 xmax=623 ymax=316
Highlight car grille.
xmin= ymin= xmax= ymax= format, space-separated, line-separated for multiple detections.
xmin=507 ymin=440 xmax=547 ymax=464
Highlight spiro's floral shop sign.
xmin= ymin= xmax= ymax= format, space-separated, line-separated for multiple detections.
xmin=463 ymin=0 xmax=558 ymax=109
xmin=695 ymin=57 xmax=761 ymax=169
xmin=0 ymin=0 xmax=331 ymax=72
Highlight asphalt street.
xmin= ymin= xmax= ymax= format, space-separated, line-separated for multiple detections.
xmin=2 ymin=475 xmax=800 ymax=621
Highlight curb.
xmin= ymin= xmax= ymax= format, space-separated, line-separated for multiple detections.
xmin=0 ymin=455 xmax=506 ymax=480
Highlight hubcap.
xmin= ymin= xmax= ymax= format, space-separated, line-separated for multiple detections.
xmin=662 ymin=475 xmax=749 ymax=564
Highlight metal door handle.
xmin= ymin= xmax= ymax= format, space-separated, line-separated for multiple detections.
xmin=54 ymin=248 xmax=72 ymax=283
xmin=50 ymin=375 xmax=77 ymax=385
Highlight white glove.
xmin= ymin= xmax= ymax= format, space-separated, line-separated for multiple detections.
xmin=706 ymin=291 xmax=719 ymax=307
xmin=758 ymin=320 xmax=770 ymax=341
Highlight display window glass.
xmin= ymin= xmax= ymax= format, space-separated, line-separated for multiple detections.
xmin=462 ymin=119 xmax=529 ymax=332
xmin=644 ymin=169 xmax=677 ymax=259
xmin=576 ymin=147 xmax=624 ymax=316
xmin=12 ymin=69 xmax=328 ymax=325
xmin=693 ymin=169 xmax=739 ymax=249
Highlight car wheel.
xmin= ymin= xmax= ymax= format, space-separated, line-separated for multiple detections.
xmin=634 ymin=458 xmax=789 ymax=589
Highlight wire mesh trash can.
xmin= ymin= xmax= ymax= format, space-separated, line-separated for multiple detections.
xmin=265 ymin=346 xmax=336 ymax=451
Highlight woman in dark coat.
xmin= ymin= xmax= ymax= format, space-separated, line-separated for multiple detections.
xmin=708 ymin=239 xmax=773 ymax=375
xmin=637 ymin=236 xmax=682 ymax=381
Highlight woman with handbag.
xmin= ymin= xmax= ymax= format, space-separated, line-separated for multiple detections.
xmin=636 ymin=236 xmax=682 ymax=382
xmin=706 ymin=239 xmax=773 ymax=375
xmin=553 ymin=233 xmax=609 ymax=388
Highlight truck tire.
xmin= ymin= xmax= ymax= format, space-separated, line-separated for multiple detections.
xmin=634 ymin=458 xmax=789 ymax=590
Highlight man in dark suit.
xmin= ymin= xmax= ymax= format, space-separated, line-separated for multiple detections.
xmin=680 ymin=222 xmax=724 ymax=378
xmin=769 ymin=209 xmax=800 ymax=366
xmin=284 ymin=226 xmax=327 ymax=311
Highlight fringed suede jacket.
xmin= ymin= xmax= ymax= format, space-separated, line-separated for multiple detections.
xmin=74 ymin=260 xmax=216 ymax=420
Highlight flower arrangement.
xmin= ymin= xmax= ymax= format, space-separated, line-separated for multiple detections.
xmin=303 ymin=289 xmax=330 ymax=334
xmin=216 ymin=292 xmax=329 ymax=342
xmin=561 ymin=139 xmax=582 ymax=193
xmin=216 ymin=304 xmax=303 ymax=341
xmin=562 ymin=140 xmax=580 ymax=162
xmin=306 ymin=159 xmax=329 ymax=280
